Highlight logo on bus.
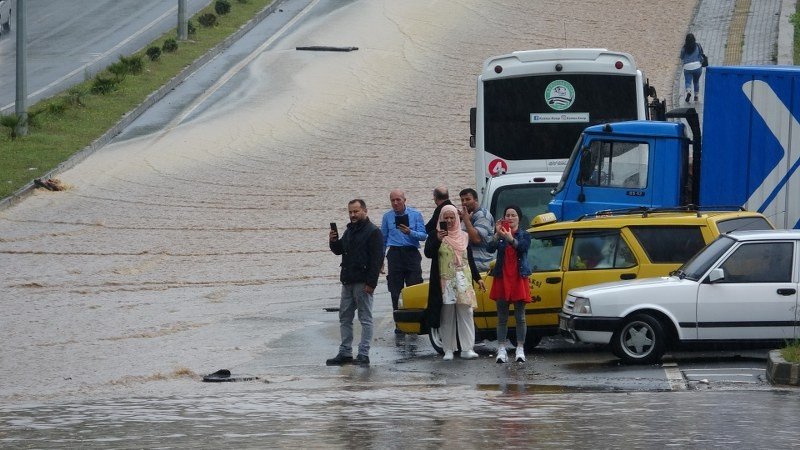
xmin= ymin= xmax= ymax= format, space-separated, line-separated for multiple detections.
xmin=545 ymin=80 xmax=575 ymax=111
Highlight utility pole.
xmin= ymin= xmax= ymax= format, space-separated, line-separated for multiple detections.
xmin=15 ymin=0 xmax=27 ymax=136
xmin=177 ymin=0 xmax=188 ymax=40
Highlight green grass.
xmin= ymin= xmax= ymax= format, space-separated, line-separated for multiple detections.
xmin=793 ymin=4 xmax=800 ymax=64
xmin=782 ymin=340 xmax=800 ymax=363
xmin=1 ymin=0 xmax=273 ymax=199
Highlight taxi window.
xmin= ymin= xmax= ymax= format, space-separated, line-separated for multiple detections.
xmin=529 ymin=232 xmax=567 ymax=272
xmin=569 ymin=232 xmax=636 ymax=270
xmin=716 ymin=216 xmax=773 ymax=233
xmin=629 ymin=226 xmax=705 ymax=263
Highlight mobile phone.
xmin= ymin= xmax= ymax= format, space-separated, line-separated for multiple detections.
xmin=439 ymin=220 xmax=448 ymax=231
xmin=395 ymin=215 xmax=409 ymax=227
xmin=330 ymin=222 xmax=338 ymax=233
xmin=500 ymin=219 xmax=510 ymax=231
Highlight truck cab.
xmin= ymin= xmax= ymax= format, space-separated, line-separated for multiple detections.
xmin=549 ymin=121 xmax=690 ymax=221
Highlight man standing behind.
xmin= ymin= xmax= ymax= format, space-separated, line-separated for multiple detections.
xmin=381 ymin=189 xmax=427 ymax=321
xmin=458 ymin=188 xmax=496 ymax=272
xmin=327 ymin=199 xmax=384 ymax=367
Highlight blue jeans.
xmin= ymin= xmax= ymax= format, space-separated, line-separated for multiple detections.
xmin=338 ymin=283 xmax=373 ymax=357
xmin=684 ymin=67 xmax=702 ymax=93
xmin=496 ymin=300 xmax=526 ymax=345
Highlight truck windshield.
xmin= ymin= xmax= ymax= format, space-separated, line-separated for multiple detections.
xmin=483 ymin=74 xmax=639 ymax=161
xmin=553 ymin=137 xmax=584 ymax=194
xmin=676 ymin=235 xmax=736 ymax=281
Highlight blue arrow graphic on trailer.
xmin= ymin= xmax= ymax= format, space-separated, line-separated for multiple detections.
xmin=742 ymin=80 xmax=800 ymax=228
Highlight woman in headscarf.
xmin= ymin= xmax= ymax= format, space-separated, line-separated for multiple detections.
xmin=680 ymin=33 xmax=705 ymax=103
xmin=424 ymin=204 xmax=485 ymax=360
xmin=487 ymin=205 xmax=532 ymax=363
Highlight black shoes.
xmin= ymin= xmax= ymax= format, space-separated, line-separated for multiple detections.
xmin=685 ymin=92 xmax=691 ymax=103
xmin=326 ymin=354 xmax=353 ymax=366
xmin=326 ymin=353 xmax=369 ymax=366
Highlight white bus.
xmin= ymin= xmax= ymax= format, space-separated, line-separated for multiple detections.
xmin=470 ymin=48 xmax=657 ymax=221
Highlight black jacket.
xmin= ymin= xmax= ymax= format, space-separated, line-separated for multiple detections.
xmin=425 ymin=199 xmax=453 ymax=236
xmin=422 ymin=234 xmax=482 ymax=329
xmin=330 ymin=218 xmax=384 ymax=288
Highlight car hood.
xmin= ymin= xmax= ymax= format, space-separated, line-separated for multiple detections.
xmin=568 ymin=276 xmax=682 ymax=297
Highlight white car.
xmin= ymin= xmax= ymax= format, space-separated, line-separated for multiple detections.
xmin=559 ymin=230 xmax=800 ymax=364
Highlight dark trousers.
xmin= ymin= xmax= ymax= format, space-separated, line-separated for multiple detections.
xmin=386 ymin=246 xmax=423 ymax=311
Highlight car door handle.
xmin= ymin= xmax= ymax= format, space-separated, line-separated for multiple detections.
xmin=777 ymin=288 xmax=796 ymax=296
xmin=620 ymin=273 xmax=637 ymax=280
xmin=546 ymin=277 xmax=562 ymax=284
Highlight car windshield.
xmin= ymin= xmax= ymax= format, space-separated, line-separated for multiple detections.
xmin=676 ymin=235 xmax=736 ymax=280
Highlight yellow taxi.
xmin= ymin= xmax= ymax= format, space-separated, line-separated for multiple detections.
xmin=393 ymin=208 xmax=773 ymax=354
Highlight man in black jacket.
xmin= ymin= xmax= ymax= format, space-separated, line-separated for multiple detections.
xmin=327 ymin=199 xmax=384 ymax=366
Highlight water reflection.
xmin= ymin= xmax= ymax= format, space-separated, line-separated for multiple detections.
xmin=2 ymin=389 xmax=799 ymax=447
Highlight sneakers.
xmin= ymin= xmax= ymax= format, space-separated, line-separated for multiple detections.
xmin=443 ymin=350 xmax=454 ymax=361
xmin=515 ymin=346 xmax=526 ymax=363
xmin=694 ymin=93 xmax=700 ymax=102
xmin=326 ymin=354 xmax=353 ymax=366
xmin=461 ymin=349 xmax=479 ymax=360
xmin=685 ymin=90 xmax=691 ymax=103
xmin=355 ymin=354 xmax=370 ymax=366
xmin=496 ymin=347 xmax=508 ymax=364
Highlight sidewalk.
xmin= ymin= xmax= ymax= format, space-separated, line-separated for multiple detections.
xmin=671 ymin=0 xmax=796 ymax=111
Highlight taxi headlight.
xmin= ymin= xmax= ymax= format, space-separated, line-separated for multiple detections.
xmin=573 ymin=297 xmax=592 ymax=315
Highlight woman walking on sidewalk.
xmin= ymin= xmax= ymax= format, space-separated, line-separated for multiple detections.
xmin=680 ymin=33 xmax=705 ymax=103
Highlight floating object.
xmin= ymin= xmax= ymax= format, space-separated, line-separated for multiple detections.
xmin=296 ymin=46 xmax=358 ymax=52
xmin=202 ymin=368 xmax=259 ymax=382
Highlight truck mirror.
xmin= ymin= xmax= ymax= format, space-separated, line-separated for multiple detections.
xmin=469 ymin=107 xmax=476 ymax=147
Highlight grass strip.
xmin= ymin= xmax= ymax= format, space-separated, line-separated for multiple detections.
xmin=1 ymin=0 xmax=274 ymax=199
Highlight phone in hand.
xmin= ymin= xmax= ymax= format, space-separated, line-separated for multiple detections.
xmin=330 ymin=222 xmax=338 ymax=234
xmin=395 ymin=215 xmax=409 ymax=228
xmin=439 ymin=220 xmax=448 ymax=231
xmin=499 ymin=219 xmax=510 ymax=231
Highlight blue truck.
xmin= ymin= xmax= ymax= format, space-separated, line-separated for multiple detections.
xmin=549 ymin=66 xmax=800 ymax=229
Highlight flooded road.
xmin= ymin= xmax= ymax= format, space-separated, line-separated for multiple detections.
xmin=7 ymin=0 xmax=794 ymax=445
xmin=3 ymin=389 xmax=799 ymax=447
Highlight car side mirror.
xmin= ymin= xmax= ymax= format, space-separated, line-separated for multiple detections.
xmin=707 ymin=268 xmax=724 ymax=283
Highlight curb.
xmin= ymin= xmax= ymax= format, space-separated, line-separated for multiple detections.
xmin=766 ymin=349 xmax=800 ymax=386
xmin=0 ymin=0 xmax=288 ymax=212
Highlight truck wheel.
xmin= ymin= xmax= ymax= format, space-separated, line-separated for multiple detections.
xmin=611 ymin=314 xmax=665 ymax=364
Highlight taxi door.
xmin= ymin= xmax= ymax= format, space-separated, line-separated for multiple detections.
xmin=523 ymin=231 xmax=569 ymax=331
xmin=560 ymin=229 xmax=641 ymax=299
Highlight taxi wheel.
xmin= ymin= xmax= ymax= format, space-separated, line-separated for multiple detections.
xmin=611 ymin=314 xmax=666 ymax=364
xmin=428 ymin=328 xmax=445 ymax=355
xmin=428 ymin=328 xmax=463 ymax=355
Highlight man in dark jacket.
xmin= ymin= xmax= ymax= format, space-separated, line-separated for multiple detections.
xmin=327 ymin=199 xmax=384 ymax=366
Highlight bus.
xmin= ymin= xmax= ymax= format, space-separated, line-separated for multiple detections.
xmin=470 ymin=48 xmax=659 ymax=221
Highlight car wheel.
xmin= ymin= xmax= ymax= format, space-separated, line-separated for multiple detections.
xmin=509 ymin=332 xmax=542 ymax=352
xmin=612 ymin=314 xmax=666 ymax=364
xmin=428 ymin=328 xmax=445 ymax=355
xmin=428 ymin=327 xmax=467 ymax=355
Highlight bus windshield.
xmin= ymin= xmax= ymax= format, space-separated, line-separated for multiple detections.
xmin=483 ymin=74 xmax=639 ymax=161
